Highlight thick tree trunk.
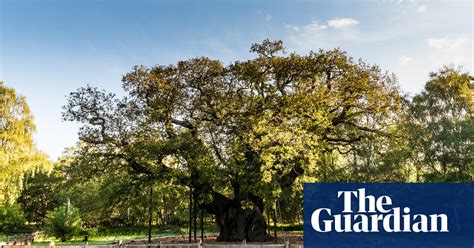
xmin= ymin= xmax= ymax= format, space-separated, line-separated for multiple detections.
xmin=205 ymin=191 xmax=272 ymax=242
xmin=216 ymin=205 xmax=271 ymax=242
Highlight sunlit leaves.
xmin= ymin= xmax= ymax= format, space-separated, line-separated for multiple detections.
xmin=405 ymin=67 xmax=473 ymax=181
xmin=0 ymin=82 xmax=51 ymax=204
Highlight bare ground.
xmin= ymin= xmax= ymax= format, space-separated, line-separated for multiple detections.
xmin=124 ymin=233 xmax=303 ymax=245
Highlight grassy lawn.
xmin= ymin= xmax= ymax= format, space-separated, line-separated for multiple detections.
xmin=30 ymin=226 xmax=220 ymax=245
xmin=3 ymin=224 xmax=301 ymax=245
xmin=32 ymin=236 xmax=144 ymax=246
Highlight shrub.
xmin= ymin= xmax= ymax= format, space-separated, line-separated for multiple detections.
xmin=0 ymin=204 xmax=26 ymax=233
xmin=79 ymin=227 xmax=98 ymax=241
xmin=44 ymin=204 xmax=83 ymax=242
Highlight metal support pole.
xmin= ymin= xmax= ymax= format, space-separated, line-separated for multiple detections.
xmin=189 ymin=188 xmax=193 ymax=243
xmin=273 ymin=202 xmax=277 ymax=243
xmin=200 ymin=208 xmax=204 ymax=242
xmin=193 ymin=199 xmax=197 ymax=241
xmin=148 ymin=187 xmax=153 ymax=247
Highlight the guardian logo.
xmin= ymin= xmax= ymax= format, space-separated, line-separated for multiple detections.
xmin=311 ymin=188 xmax=449 ymax=233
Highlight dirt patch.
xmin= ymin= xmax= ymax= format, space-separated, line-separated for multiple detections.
xmin=124 ymin=233 xmax=302 ymax=245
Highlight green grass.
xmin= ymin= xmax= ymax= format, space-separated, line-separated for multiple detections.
xmin=4 ymin=224 xmax=299 ymax=245
xmin=30 ymin=226 xmax=220 ymax=245
xmin=32 ymin=236 xmax=144 ymax=246
xmin=276 ymin=223 xmax=302 ymax=232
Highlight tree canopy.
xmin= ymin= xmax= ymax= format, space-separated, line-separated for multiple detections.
xmin=62 ymin=40 xmax=407 ymax=241
xmin=0 ymin=82 xmax=51 ymax=204
xmin=403 ymin=67 xmax=473 ymax=181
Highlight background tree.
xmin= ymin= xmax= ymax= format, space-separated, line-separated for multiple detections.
xmin=0 ymin=204 xmax=27 ymax=234
xmin=17 ymin=168 xmax=63 ymax=225
xmin=0 ymin=82 xmax=51 ymax=204
xmin=403 ymin=67 xmax=473 ymax=181
xmin=51 ymin=143 xmax=190 ymax=228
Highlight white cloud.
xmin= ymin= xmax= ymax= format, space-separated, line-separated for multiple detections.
xmin=257 ymin=10 xmax=272 ymax=22
xmin=399 ymin=55 xmax=414 ymax=65
xmin=285 ymin=18 xmax=401 ymax=51
xmin=284 ymin=24 xmax=300 ymax=32
xmin=327 ymin=18 xmax=360 ymax=28
xmin=394 ymin=0 xmax=424 ymax=14
xmin=265 ymin=14 xmax=272 ymax=22
xmin=285 ymin=20 xmax=327 ymax=35
xmin=396 ymin=0 xmax=416 ymax=5
xmin=417 ymin=5 xmax=427 ymax=13
xmin=394 ymin=35 xmax=473 ymax=93
xmin=305 ymin=21 xmax=328 ymax=32
xmin=427 ymin=37 xmax=469 ymax=49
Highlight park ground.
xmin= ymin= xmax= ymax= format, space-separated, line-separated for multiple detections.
xmin=1 ymin=224 xmax=302 ymax=245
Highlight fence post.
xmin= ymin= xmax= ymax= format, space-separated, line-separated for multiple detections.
xmin=284 ymin=240 xmax=289 ymax=248
xmin=148 ymin=187 xmax=153 ymax=247
xmin=189 ymin=188 xmax=193 ymax=243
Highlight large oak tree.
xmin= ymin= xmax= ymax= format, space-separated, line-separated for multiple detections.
xmin=63 ymin=40 xmax=404 ymax=241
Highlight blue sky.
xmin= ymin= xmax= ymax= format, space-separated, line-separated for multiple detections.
xmin=1 ymin=0 xmax=472 ymax=160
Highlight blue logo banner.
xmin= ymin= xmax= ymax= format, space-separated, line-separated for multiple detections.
xmin=304 ymin=183 xmax=474 ymax=248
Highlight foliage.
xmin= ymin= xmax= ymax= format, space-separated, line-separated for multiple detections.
xmin=0 ymin=82 xmax=52 ymax=204
xmin=79 ymin=227 xmax=98 ymax=241
xmin=44 ymin=204 xmax=83 ymax=242
xmin=17 ymin=168 xmax=63 ymax=225
xmin=54 ymin=143 xmax=190 ymax=227
xmin=404 ymin=67 xmax=473 ymax=181
xmin=0 ymin=204 xmax=27 ymax=233
xmin=62 ymin=40 xmax=406 ymax=241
